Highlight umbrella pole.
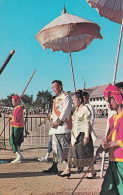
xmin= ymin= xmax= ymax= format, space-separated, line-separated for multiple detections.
xmin=67 ymin=37 xmax=76 ymax=92
xmin=113 ymin=18 xmax=123 ymax=85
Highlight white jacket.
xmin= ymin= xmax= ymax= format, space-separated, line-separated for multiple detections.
xmin=49 ymin=91 xmax=72 ymax=135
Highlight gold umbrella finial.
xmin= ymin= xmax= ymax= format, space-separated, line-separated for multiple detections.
xmin=62 ymin=5 xmax=66 ymax=14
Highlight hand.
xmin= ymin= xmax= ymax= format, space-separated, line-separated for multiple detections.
xmin=9 ymin=114 xmax=12 ymax=120
xmin=50 ymin=121 xmax=58 ymax=128
xmin=97 ymin=145 xmax=104 ymax=154
xmin=84 ymin=137 xmax=89 ymax=145
xmin=101 ymin=138 xmax=118 ymax=150
xmin=38 ymin=121 xmax=45 ymax=127
xmin=102 ymin=138 xmax=108 ymax=150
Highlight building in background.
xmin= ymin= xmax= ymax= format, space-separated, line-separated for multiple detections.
xmin=85 ymin=85 xmax=107 ymax=109
xmin=84 ymin=82 xmax=123 ymax=118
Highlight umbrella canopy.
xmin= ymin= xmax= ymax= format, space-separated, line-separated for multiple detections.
xmin=86 ymin=0 xmax=123 ymax=84
xmin=86 ymin=0 xmax=123 ymax=24
xmin=36 ymin=7 xmax=102 ymax=91
xmin=36 ymin=7 xmax=102 ymax=52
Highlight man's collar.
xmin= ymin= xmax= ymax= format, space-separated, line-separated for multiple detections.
xmin=56 ymin=90 xmax=64 ymax=97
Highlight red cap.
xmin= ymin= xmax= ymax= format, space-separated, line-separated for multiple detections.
xmin=104 ymin=84 xmax=122 ymax=105
xmin=12 ymin=94 xmax=20 ymax=104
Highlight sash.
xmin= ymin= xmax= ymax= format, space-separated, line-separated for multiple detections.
xmin=53 ymin=98 xmax=72 ymax=130
xmin=53 ymin=98 xmax=61 ymax=117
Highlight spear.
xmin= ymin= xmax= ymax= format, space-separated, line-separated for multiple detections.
xmin=0 ymin=69 xmax=36 ymax=137
xmin=0 ymin=50 xmax=15 ymax=74
xmin=20 ymin=69 xmax=36 ymax=99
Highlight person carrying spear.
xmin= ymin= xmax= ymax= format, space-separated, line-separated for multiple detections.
xmin=9 ymin=94 xmax=24 ymax=163
xmin=100 ymin=84 xmax=123 ymax=195
xmin=0 ymin=69 xmax=36 ymax=163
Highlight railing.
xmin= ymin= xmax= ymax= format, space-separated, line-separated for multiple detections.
xmin=2 ymin=114 xmax=50 ymax=149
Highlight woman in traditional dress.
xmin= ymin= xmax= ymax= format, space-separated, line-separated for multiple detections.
xmin=59 ymin=91 xmax=96 ymax=178
xmin=100 ymin=84 xmax=123 ymax=195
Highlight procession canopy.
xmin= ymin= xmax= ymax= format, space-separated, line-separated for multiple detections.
xmin=86 ymin=0 xmax=123 ymax=24
xmin=36 ymin=6 xmax=102 ymax=53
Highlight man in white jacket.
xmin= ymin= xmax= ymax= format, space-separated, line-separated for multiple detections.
xmin=43 ymin=80 xmax=72 ymax=174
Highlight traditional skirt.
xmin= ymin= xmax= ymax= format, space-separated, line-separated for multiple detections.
xmin=52 ymin=133 xmax=71 ymax=163
xmin=100 ymin=161 xmax=123 ymax=195
xmin=9 ymin=127 xmax=24 ymax=153
xmin=68 ymin=132 xmax=94 ymax=168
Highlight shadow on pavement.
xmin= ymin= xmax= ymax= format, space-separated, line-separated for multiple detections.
xmin=0 ymin=171 xmax=60 ymax=179
xmin=0 ymin=171 xmax=44 ymax=178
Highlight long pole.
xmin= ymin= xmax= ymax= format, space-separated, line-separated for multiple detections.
xmin=20 ymin=69 xmax=36 ymax=99
xmin=113 ymin=18 xmax=123 ymax=85
xmin=100 ymin=19 xmax=123 ymax=178
xmin=0 ymin=69 xmax=36 ymax=137
xmin=72 ymin=146 xmax=101 ymax=195
xmin=67 ymin=37 xmax=76 ymax=92
xmin=0 ymin=50 xmax=15 ymax=74
xmin=100 ymin=17 xmax=123 ymax=179
xmin=0 ymin=119 xmax=10 ymax=137
xmin=72 ymin=115 xmax=122 ymax=194
xmin=100 ymin=117 xmax=110 ymax=178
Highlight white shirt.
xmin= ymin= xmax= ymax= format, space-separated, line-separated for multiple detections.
xmin=85 ymin=103 xmax=94 ymax=126
xmin=49 ymin=91 xmax=72 ymax=135
xmin=85 ymin=103 xmax=97 ymax=142
xmin=71 ymin=104 xmax=91 ymax=145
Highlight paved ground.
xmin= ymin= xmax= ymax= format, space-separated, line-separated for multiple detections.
xmin=0 ymin=117 xmax=108 ymax=195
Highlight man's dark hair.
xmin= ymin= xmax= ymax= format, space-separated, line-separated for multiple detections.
xmin=52 ymin=80 xmax=63 ymax=87
xmin=77 ymin=89 xmax=83 ymax=95
xmin=83 ymin=91 xmax=89 ymax=98
xmin=73 ymin=92 xmax=84 ymax=103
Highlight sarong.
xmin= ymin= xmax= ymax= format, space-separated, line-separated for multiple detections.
xmin=68 ymin=132 xmax=94 ymax=168
xmin=9 ymin=127 xmax=24 ymax=153
xmin=100 ymin=161 xmax=123 ymax=195
xmin=52 ymin=133 xmax=71 ymax=163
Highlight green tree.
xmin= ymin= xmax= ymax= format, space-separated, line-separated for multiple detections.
xmin=2 ymin=94 xmax=33 ymax=108
xmin=21 ymin=94 xmax=33 ymax=108
xmin=2 ymin=94 xmax=14 ymax=107
xmin=35 ymin=90 xmax=53 ymax=111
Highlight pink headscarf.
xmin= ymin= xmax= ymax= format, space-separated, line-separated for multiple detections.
xmin=104 ymin=84 xmax=123 ymax=105
xmin=12 ymin=94 xmax=20 ymax=104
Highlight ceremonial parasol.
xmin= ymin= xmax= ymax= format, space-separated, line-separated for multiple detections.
xmin=86 ymin=0 xmax=123 ymax=84
xmin=36 ymin=6 xmax=102 ymax=91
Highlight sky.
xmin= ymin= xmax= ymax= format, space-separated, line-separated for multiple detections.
xmin=0 ymin=0 xmax=123 ymax=100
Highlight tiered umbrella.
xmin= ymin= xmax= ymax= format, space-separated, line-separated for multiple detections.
xmin=36 ymin=6 xmax=102 ymax=91
xmin=86 ymin=0 xmax=123 ymax=84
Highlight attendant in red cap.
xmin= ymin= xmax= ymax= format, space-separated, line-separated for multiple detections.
xmin=100 ymin=84 xmax=123 ymax=195
xmin=9 ymin=94 xmax=24 ymax=163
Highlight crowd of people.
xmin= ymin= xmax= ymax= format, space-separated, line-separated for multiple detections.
xmin=5 ymin=80 xmax=123 ymax=194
